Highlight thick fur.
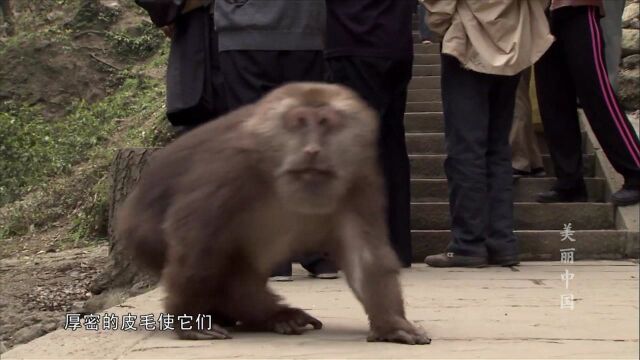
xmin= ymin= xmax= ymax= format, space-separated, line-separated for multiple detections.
xmin=116 ymin=82 xmax=430 ymax=344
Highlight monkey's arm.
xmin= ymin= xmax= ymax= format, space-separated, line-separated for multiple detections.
xmin=337 ymin=178 xmax=431 ymax=345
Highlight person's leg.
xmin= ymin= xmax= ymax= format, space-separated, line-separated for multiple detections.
xmin=534 ymin=28 xmax=588 ymax=201
xmin=325 ymin=56 xmax=413 ymax=267
xmin=425 ymin=54 xmax=491 ymax=267
xmin=281 ymin=50 xmax=324 ymax=83
xmin=278 ymin=50 xmax=338 ymax=277
xmin=486 ymin=73 xmax=520 ymax=265
xmin=218 ymin=50 xmax=280 ymax=110
xmin=417 ymin=4 xmax=431 ymax=43
xmin=207 ymin=10 xmax=228 ymax=117
xmin=600 ymin=0 xmax=626 ymax=92
xmin=381 ymin=58 xmax=413 ymax=267
xmin=510 ymin=69 xmax=534 ymax=173
xmin=559 ymin=6 xmax=640 ymax=204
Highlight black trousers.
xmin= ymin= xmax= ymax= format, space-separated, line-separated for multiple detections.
xmin=441 ymin=54 xmax=520 ymax=258
xmin=219 ymin=50 xmax=324 ymax=109
xmin=535 ymin=6 xmax=640 ymax=190
xmin=326 ymin=56 xmax=413 ymax=267
xmin=219 ymin=49 xmax=328 ymax=275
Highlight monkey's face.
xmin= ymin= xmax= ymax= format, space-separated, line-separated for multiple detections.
xmin=248 ymin=83 xmax=379 ymax=214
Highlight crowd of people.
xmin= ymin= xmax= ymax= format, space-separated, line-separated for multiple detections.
xmin=136 ymin=0 xmax=640 ymax=271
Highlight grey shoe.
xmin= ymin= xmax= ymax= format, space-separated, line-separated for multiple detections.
xmin=611 ymin=183 xmax=640 ymax=206
xmin=424 ymin=252 xmax=488 ymax=268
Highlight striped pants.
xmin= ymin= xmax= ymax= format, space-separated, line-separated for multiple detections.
xmin=535 ymin=6 xmax=640 ymax=190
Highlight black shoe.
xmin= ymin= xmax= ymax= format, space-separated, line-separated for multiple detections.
xmin=530 ymin=168 xmax=547 ymax=177
xmin=270 ymin=263 xmax=293 ymax=282
xmin=537 ymin=187 xmax=588 ymax=203
xmin=489 ymin=254 xmax=520 ymax=267
xmin=611 ymin=183 xmax=640 ymax=206
xmin=513 ymin=167 xmax=547 ymax=180
xmin=424 ymin=252 xmax=488 ymax=268
xmin=307 ymin=259 xmax=339 ymax=279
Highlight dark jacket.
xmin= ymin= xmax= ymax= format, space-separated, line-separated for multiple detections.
xmin=551 ymin=0 xmax=605 ymax=15
xmin=214 ymin=0 xmax=325 ymax=51
xmin=136 ymin=0 xmax=227 ymax=126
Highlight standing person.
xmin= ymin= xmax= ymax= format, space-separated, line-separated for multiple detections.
xmin=535 ymin=0 xmax=640 ymax=206
xmin=324 ymin=0 xmax=414 ymax=267
xmin=511 ymin=68 xmax=546 ymax=178
xmin=423 ymin=0 xmax=554 ymax=267
xmin=417 ymin=0 xmax=432 ymax=44
xmin=214 ymin=0 xmax=338 ymax=281
xmin=600 ymin=0 xmax=626 ymax=91
xmin=135 ymin=0 xmax=227 ymax=132
xmin=0 ymin=0 xmax=15 ymax=36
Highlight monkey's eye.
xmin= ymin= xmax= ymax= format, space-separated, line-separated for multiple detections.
xmin=284 ymin=110 xmax=310 ymax=130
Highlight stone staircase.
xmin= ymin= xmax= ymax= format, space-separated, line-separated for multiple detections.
xmin=407 ymin=38 xmax=639 ymax=262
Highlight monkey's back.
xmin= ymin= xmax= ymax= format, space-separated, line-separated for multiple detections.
xmin=116 ymin=105 xmax=261 ymax=274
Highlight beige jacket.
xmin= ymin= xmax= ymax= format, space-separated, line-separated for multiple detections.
xmin=422 ymin=0 xmax=554 ymax=76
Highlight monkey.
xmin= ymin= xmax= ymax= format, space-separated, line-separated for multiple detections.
xmin=116 ymin=82 xmax=431 ymax=345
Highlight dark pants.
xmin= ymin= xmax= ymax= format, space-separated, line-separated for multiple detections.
xmin=219 ymin=49 xmax=330 ymax=275
xmin=441 ymin=54 xmax=520 ymax=258
xmin=535 ymin=6 xmax=640 ymax=190
xmin=219 ymin=50 xmax=325 ymax=109
xmin=326 ymin=56 xmax=413 ymax=267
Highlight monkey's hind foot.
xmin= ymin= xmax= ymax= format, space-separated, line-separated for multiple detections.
xmin=367 ymin=322 xmax=431 ymax=345
xmin=176 ymin=324 xmax=232 ymax=340
xmin=268 ymin=308 xmax=323 ymax=335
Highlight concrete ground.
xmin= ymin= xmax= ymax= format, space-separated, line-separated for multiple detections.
xmin=3 ymin=261 xmax=639 ymax=359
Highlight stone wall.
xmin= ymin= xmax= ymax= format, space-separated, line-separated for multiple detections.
xmin=619 ymin=0 xmax=639 ymax=110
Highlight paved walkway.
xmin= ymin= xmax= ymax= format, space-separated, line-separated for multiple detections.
xmin=4 ymin=261 xmax=639 ymax=359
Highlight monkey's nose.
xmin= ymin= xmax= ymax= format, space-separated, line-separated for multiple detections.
xmin=304 ymin=145 xmax=321 ymax=156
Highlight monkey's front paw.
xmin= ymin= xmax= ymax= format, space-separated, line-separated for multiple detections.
xmin=176 ymin=324 xmax=232 ymax=340
xmin=367 ymin=322 xmax=431 ymax=345
xmin=268 ymin=308 xmax=323 ymax=335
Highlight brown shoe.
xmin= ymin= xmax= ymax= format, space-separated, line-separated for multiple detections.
xmin=424 ymin=252 xmax=488 ymax=268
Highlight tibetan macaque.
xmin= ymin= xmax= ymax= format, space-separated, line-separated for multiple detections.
xmin=116 ymin=82 xmax=430 ymax=345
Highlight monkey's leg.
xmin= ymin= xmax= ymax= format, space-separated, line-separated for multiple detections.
xmin=338 ymin=213 xmax=431 ymax=345
xmin=163 ymin=270 xmax=233 ymax=340
xmin=219 ymin=265 xmax=323 ymax=335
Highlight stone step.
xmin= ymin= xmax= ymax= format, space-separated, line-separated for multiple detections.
xmin=411 ymin=178 xmax=607 ymax=203
xmin=409 ymin=154 xmax=596 ymax=178
xmin=411 ymin=230 xmax=638 ymax=262
xmin=405 ymin=102 xmax=443 ymax=112
xmin=412 ymin=65 xmax=441 ymax=77
xmin=405 ymin=112 xmax=444 ymax=133
xmin=408 ymin=89 xmax=442 ymax=102
xmin=410 ymin=202 xmax=616 ymax=230
xmin=413 ymin=43 xmax=440 ymax=54
xmin=408 ymin=77 xmax=441 ymax=90
xmin=405 ymin=132 xmax=588 ymax=155
xmin=413 ymin=54 xmax=441 ymax=66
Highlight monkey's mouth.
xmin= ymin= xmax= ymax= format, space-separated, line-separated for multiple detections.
xmin=288 ymin=168 xmax=336 ymax=179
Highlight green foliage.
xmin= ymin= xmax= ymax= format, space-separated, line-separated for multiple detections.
xmin=66 ymin=0 xmax=121 ymax=31
xmin=106 ymin=22 xmax=164 ymax=60
xmin=0 ymin=77 xmax=163 ymax=208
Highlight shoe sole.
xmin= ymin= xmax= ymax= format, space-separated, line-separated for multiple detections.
xmin=424 ymin=262 xmax=489 ymax=268
xmin=312 ymin=273 xmax=339 ymax=279
xmin=536 ymin=197 xmax=587 ymax=203
xmin=490 ymin=261 xmax=520 ymax=267
xmin=611 ymin=197 xmax=640 ymax=207
xmin=270 ymin=276 xmax=293 ymax=282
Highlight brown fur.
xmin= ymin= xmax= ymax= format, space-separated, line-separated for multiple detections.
xmin=116 ymin=82 xmax=430 ymax=344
